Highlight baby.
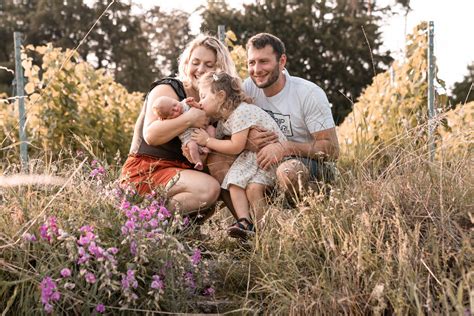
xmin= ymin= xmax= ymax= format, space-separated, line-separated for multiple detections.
xmin=152 ymin=96 xmax=214 ymax=170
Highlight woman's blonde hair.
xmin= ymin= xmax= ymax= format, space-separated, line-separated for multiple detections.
xmin=177 ymin=34 xmax=238 ymax=85
xmin=199 ymin=71 xmax=253 ymax=119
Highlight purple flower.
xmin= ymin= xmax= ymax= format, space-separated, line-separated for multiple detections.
xmin=184 ymin=272 xmax=196 ymax=289
xmin=159 ymin=206 xmax=171 ymax=218
xmin=121 ymin=269 xmax=138 ymax=290
xmin=130 ymin=240 xmax=137 ymax=256
xmin=60 ymin=268 xmax=71 ymax=278
xmin=191 ymin=248 xmax=201 ymax=265
xmin=23 ymin=232 xmax=37 ymax=242
xmin=150 ymin=275 xmax=164 ymax=290
xmin=40 ymin=276 xmax=60 ymax=313
xmin=125 ymin=220 xmax=135 ymax=231
xmin=182 ymin=217 xmax=190 ymax=227
xmin=80 ymin=225 xmax=93 ymax=233
xmin=149 ymin=218 xmax=158 ymax=228
xmin=44 ymin=303 xmax=53 ymax=314
xmin=85 ymin=272 xmax=96 ymax=284
xmin=203 ymin=286 xmax=215 ymax=296
xmin=39 ymin=217 xmax=59 ymax=242
xmin=90 ymin=166 xmax=106 ymax=178
xmin=88 ymin=242 xmax=104 ymax=258
xmin=96 ymin=304 xmax=105 ymax=313
xmin=120 ymin=200 xmax=131 ymax=211
xmin=107 ymin=247 xmax=119 ymax=255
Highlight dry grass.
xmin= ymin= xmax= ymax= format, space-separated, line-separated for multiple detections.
xmin=0 ymin=145 xmax=472 ymax=314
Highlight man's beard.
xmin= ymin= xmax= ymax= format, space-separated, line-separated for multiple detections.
xmin=252 ymin=65 xmax=280 ymax=89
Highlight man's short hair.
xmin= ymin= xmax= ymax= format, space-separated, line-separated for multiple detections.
xmin=246 ymin=33 xmax=286 ymax=60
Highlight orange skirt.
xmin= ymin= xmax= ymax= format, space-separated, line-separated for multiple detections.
xmin=121 ymin=154 xmax=192 ymax=195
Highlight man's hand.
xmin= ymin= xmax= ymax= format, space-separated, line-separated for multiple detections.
xmin=191 ymin=128 xmax=210 ymax=146
xmin=246 ymin=126 xmax=279 ymax=152
xmin=257 ymin=142 xmax=286 ymax=170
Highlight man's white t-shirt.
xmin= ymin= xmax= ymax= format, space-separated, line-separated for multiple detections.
xmin=243 ymin=70 xmax=335 ymax=143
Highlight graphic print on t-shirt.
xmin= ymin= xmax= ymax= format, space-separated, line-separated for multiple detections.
xmin=264 ymin=110 xmax=293 ymax=137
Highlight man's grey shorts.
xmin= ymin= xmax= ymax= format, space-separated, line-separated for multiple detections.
xmin=283 ymin=156 xmax=338 ymax=183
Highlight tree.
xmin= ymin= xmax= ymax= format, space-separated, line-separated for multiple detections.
xmin=200 ymin=0 xmax=395 ymax=124
xmin=0 ymin=1 xmax=181 ymax=94
xmin=451 ymin=62 xmax=474 ymax=105
xmin=142 ymin=7 xmax=193 ymax=77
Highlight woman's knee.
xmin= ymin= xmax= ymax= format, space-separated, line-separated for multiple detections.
xmin=200 ymin=177 xmax=220 ymax=203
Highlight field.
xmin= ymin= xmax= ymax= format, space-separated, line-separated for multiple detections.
xmin=0 ymin=23 xmax=473 ymax=315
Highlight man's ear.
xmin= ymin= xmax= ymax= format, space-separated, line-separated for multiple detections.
xmin=279 ymin=54 xmax=287 ymax=69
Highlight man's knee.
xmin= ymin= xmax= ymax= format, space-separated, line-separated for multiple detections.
xmin=275 ymin=159 xmax=309 ymax=191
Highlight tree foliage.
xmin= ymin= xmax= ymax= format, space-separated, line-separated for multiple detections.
xmin=143 ymin=7 xmax=193 ymax=77
xmin=451 ymin=62 xmax=474 ymax=105
xmin=200 ymin=0 xmax=394 ymax=124
xmin=0 ymin=1 xmax=191 ymax=94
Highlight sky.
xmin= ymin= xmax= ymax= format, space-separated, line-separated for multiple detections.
xmin=133 ymin=0 xmax=473 ymax=91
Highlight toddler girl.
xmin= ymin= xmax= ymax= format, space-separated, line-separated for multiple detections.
xmin=191 ymin=71 xmax=286 ymax=240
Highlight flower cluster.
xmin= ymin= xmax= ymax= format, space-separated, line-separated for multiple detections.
xmin=40 ymin=277 xmax=61 ymax=314
xmin=39 ymin=216 xmax=59 ymax=243
xmin=89 ymin=159 xmax=106 ymax=179
xmin=31 ymin=177 xmax=214 ymax=313
xmin=119 ymin=197 xmax=173 ymax=260
xmin=121 ymin=269 xmax=139 ymax=303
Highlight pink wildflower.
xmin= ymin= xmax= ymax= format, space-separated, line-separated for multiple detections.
xmin=85 ymin=272 xmax=96 ymax=284
xmin=203 ymin=286 xmax=215 ymax=296
xmin=39 ymin=217 xmax=59 ymax=242
xmin=40 ymin=276 xmax=60 ymax=313
xmin=96 ymin=304 xmax=105 ymax=313
xmin=191 ymin=248 xmax=201 ymax=265
xmin=23 ymin=232 xmax=37 ymax=242
xmin=60 ymin=268 xmax=71 ymax=278
xmin=150 ymin=275 xmax=164 ymax=290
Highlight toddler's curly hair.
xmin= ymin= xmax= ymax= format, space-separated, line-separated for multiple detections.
xmin=199 ymin=71 xmax=253 ymax=119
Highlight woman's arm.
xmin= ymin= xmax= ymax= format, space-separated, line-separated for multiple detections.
xmin=143 ymin=85 xmax=209 ymax=146
xmin=192 ymin=128 xmax=249 ymax=155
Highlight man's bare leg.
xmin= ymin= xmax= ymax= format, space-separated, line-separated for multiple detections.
xmin=245 ymin=183 xmax=267 ymax=229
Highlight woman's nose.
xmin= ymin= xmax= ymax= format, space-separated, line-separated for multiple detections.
xmin=197 ymin=64 xmax=206 ymax=73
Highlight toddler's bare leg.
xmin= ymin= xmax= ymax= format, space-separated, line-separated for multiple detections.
xmin=245 ymin=183 xmax=267 ymax=229
xmin=187 ymin=141 xmax=203 ymax=170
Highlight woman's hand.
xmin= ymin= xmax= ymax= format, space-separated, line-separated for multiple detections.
xmin=184 ymin=108 xmax=209 ymax=129
xmin=191 ymin=128 xmax=211 ymax=146
xmin=245 ymin=126 xmax=279 ymax=152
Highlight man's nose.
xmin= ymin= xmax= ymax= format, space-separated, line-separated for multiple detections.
xmin=253 ymin=62 xmax=263 ymax=73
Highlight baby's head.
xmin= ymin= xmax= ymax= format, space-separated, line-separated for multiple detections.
xmin=152 ymin=96 xmax=183 ymax=119
xmin=198 ymin=71 xmax=253 ymax=119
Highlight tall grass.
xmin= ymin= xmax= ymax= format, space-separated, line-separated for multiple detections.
xmin=0 ymin=142 xmax=472 ymax=314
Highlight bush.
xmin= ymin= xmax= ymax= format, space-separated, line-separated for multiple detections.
xmin=0 ymin=44 xmax=143 ymax=163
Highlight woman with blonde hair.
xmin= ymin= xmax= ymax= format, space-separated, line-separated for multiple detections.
xmin=121 ymin=35 xmax=237 ymax=220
